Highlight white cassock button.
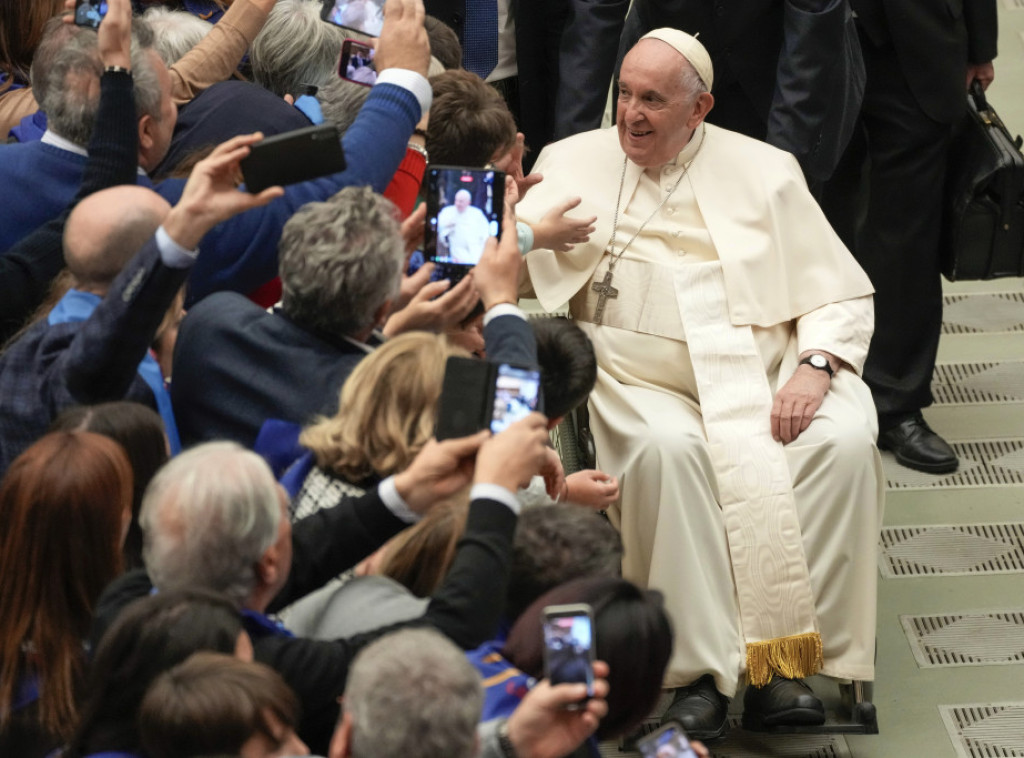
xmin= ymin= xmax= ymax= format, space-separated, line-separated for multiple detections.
xmin=666 ymin=207 xmax=676 ymax=215
xmin=673 ymin=230 xmax=682 ymax=237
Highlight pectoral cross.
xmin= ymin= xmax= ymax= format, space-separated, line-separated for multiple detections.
xmin=591 ymin=270 xmax=618 ymax=325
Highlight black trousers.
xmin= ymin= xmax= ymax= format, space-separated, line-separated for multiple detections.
xmin=820 ymin=34 xmax=953 ymax=426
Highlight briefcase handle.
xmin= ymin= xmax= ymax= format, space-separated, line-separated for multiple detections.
xmin=968 ymin=80 xmax=1021 ymax=150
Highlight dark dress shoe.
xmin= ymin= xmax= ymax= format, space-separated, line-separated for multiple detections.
xmin=877 ymin=411 xmax=958 ymax=474
xmin=741 ymin=676 xmax=825 ymax=729
xmin=661 ymin=674 xmax=729 ymax=741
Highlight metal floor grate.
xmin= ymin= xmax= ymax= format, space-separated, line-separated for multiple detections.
xmin=602 ymin=717 xmax=851 ymax=758
xmin=879 ymin=523 xmax=1024 ymax=578
xmin=940 ymin=703 xmax=1024 ymax=758
xmin=942 ymin=292 xmax=1024 ymax=334
xmin=932 ymin=361 xmax=1024 ymax=405
xmin=883 ymin=439 xmax=1024 ymax=490
xmin=901 ymin=611 xmax=1024 ymax=668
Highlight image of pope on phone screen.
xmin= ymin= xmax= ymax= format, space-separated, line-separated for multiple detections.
xmin=433 ymin=170 xmax=499 ymax=265
xmin=326 ymin=0 xmax=384 ymax=35
xmin=542 ymin=606 xmax=595 ymax=697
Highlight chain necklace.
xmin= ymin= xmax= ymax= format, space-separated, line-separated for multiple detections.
xmin=591 ymin=128 xmax=706 ymax=325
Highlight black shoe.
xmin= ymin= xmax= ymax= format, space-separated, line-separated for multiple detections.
xmin=741 ymin=676 xmax=825 ymax=729
xmin=661 ymin=674 xmax=729 ymax=741
xmin=877 ymin=412 xmax=959 ymax=474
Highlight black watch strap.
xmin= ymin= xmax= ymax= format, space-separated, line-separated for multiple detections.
xmin=799 ymin=354 xmax=834 ymax=377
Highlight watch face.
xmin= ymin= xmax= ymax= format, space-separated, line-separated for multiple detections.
xmin=810 ymin=354 xmax=827 ymax=369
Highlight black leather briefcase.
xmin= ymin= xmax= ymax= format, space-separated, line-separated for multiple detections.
xmin=940 ymin=82 xmax=1024 ymax=281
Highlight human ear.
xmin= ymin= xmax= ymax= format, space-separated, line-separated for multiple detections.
xmin=686 ymin=92 xmax=715 ymax=129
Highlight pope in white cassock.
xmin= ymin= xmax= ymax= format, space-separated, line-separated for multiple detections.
xmin=515 ymin=29 xmax=884 ymax=741
xmin=437 ymin=189 xmax=491 ymax=264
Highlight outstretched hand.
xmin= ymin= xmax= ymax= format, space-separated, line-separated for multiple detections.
xmin=162 ymin=133 xmax=284 ymax=250
xmin=531 ymin=196 xmax=597 ymax=252
xmin=476 ymin=413 xmax=551 ymax=492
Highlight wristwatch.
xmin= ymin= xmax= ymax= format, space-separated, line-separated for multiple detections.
xmin=799 ymin=353 xmax=834 ymax=377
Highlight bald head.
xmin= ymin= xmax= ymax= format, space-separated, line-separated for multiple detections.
xmin=64 ymin=186 xmax=171 ymax=294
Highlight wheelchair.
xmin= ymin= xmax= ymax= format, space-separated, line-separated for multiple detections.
xmin=551 ymin=403 xmax=879 ymax=737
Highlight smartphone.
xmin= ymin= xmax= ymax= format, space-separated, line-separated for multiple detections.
xmin=240 ymin=124 xmax=346 ymax=193
xmin=424 ymin=166 xmax=505 ymax=286
xmin=635 ymin=721 xmax=699 ymax=758
xmin=74 ymin=0 xmax=108 ymax=28
xmin=542 ymin=604 xmax=596 ymax=704
xmin=435 ymin=357 xmax=542 ymax=440
xmin=490 ymin=363 xmax=542 ymax=434
xmin=321 ymin=0 xmax=384 ymax=36
xmin=338 ymin=39 xmax=377 ymax=86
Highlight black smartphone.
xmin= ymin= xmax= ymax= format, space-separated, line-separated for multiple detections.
xmin=338 ymin=39 xmax=377 ymax=86
xmin=321 ymin=0 xmax=384 ymax=36
xmin=424 ymin=166 xmax=505 ymax=286
xmin=635 ymin=720 xmax=699 ymax=758
xmin=240 ymin=124 xmax=347 ymax=193
xmin=435 ymin=356 xmax=542 ymax=440
xmin=542 ymin=604 xmax=596 ymax=704
xmin=74 ymin=0 xmax=108 ymax=28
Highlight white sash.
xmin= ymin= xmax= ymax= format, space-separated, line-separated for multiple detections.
xmin=674 ymin=262 xmax=822 ymax=686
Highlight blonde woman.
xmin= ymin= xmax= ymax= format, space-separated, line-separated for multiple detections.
xmin=290 ymin=331 xmax=469 ymax=521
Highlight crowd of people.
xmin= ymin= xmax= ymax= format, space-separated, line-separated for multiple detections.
xmin=0 ymin=0 xmax=998 ymax=756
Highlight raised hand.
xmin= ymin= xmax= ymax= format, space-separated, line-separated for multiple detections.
xmin=162 ymin=133 xmax=284 ymax=250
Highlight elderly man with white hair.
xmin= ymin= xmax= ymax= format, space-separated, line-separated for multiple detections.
xmin=515 ymin=29 xmax=884 ymax=740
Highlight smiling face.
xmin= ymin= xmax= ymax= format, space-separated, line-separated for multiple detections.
xmin=616 ymin=39 xmax=711 ymax=168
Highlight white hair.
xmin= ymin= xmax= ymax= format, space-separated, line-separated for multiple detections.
xmin=142 ymin=6 xmax=213 ymax=65
xmin=251 ymin=0 xmax=346 ymax=98
xmin=140 ymin=442 xmax=282 ymax=605
xmin=346 ymin=628 xmax=483 ymax=758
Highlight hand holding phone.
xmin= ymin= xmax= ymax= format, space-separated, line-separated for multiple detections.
xmin=435 ymin=357 xmax=542 ymax=441
xmin=239 ymin=125 xmax=346 ymax=193
xmin=425 ymin=167 xmax=505 ymax=286
xmin=543 ymin=604 xmax=596 ymax=708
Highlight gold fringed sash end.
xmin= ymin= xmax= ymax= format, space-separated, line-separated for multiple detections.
xmin=746 ymin=632 xmax=824 ymax=687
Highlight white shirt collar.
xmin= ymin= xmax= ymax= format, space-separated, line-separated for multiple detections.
xmin=41 ymin=129 xmax=150 ymax=177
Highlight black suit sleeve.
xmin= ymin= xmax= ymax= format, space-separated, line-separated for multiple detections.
xmin=964 ymin=0 xmax=998 ymax=64
xmin=0 ymin=71 xmax=138 ymax=342
xmin=267 ymin=487 xmax=408 ymax=612
xmin=554 ymin=0 xmax=630 ymax=138
xmin=60 ymin=241 xmax=190 ymax=405
xmin=483 ymin=313 xmax=538 ymax=366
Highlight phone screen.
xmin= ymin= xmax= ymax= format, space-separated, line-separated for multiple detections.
xmin=542 ymin=605 xmax=595 ymax=697
xmin=338 ymin=39 xmax=376 ymax=86
xmin=490 ymin=364 xmax=541 ymax=434
xmin=426 ymin=166 xmax=504 ymax=285
xmin=75 ymin=0 xmax=108 ymax=28
xmin=636 ymin=722 xmax=698 ymax=758
xmin=321 ymin=0 xmax=384 ymax=36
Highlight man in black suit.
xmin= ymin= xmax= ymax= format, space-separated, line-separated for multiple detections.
xmin=821 ymin=0 xmax=998 ymax=473
xmin=612 ymin=0 xmax=865 ymax=186
xmin=0 ymin=134 xmax=282 ymax=475
xmin=423 ymin=0 xmax=629 ymax=166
